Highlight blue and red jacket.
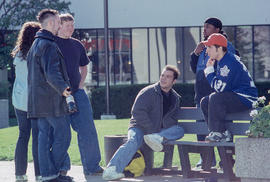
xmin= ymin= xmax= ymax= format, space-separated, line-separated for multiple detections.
xmin=204 ymin=52 xmax=258 ymax=108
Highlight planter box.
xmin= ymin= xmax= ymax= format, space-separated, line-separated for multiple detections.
xmin=0 ymin=99 xmax=9 ymax=129
xmin=235 ymin=137 xmax=270 ymax=182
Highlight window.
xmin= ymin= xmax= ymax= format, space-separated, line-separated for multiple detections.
xmin=254 ymin=26 xmax=270 ymax=81
xmin=132 ymin=29 xmax=149 ymax=84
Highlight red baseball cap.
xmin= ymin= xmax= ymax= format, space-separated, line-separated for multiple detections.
xmin=202 ymin=33 xmax=227 ymax=47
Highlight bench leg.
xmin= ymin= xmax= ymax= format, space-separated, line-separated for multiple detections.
xmin=140 ymin=144 xmax=154 ymax=175
xmin=201 ymin=146 xmax=214 ymax=171
xmin=163 ymin=145 xmax=174 ymax=168
xmin=177 ymin=145 xmax=191 ymax=178
xmin=218 ymin=147 xmax=235 ymax=181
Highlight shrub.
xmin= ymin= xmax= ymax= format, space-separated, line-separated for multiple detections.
xmin=89 ymin=83 xmax=195 ymax=119
xmin=247 ymin=90 xmax=270 ymax=138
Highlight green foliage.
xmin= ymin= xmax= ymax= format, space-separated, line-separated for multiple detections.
xmin=90 ymin=84 xmax=148 ymax=119
xmin=248 ymin=105 xmax=270 ymax=138
xmin=0 ymin=119 xmax=202 ymax=168
xmin=90 ymin=82 xmax=269 ymax=120
xmin=247 ymin=89 xmax=270 ymax=138
xmin=90 ymin=83 xmax=195 ymax=119
xmin=0 ymin=0 xmax=72 ymax=70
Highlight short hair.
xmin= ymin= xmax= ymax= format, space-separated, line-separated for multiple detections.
xmin=214 ymin=45 xmax=227 ymax=52
xmin=36 ymin=9 xmax=59 ymax=24
xmin=163 ymin=65 xmax=180 ymax=80
xmin=11 ymin=22 xmax=41 ymax=59
xmin=60 ymin=13 xmax=74 ymax=23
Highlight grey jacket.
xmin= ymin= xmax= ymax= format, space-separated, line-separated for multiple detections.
xmin=129 ymin=82 xmax=180 ymax=134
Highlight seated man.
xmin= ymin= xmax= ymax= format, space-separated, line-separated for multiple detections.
xmin=102 ymin=65 xmax=184 ymax=181
xmin=201 ymin=33 xmax=258 ymax=142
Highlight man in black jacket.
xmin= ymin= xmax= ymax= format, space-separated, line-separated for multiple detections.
xmin=27 ymin=9 xmax=73 ymax=182
xmin=103 ymin=65 xmax=184 ymax=181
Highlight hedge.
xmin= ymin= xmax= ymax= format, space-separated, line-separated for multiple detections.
xmin=89 ymin=82 xmax=270 ymax=119
xmin=2 ymin=81 xmax=269 ymax=121
xmin=90 ymin=83 xmax=195 ymax=119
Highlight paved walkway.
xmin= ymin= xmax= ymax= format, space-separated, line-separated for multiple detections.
xmin=0 ymin=161 xmax=209 ymax=182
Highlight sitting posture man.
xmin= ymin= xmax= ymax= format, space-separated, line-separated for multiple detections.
xmin=102 ymin=65 xmax=184 ymax=181
xmin=190 ymin=17 xmax=237 ymax=169
xmin=201 ymin=33 xmax=258 ymax=142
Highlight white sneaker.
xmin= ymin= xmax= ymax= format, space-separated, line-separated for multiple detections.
xmin=35 ymin=176 xmax=42 ymax=182
xmin=102 ymin=166 xmax=124 ymax=181
xmin=144 ymin=133 xmax=164 ymax=152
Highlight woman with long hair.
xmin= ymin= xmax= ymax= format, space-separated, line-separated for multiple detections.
xmin=11 ymin=21 xmax=41 ymax=182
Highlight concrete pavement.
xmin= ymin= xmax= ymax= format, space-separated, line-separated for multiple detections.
xmin=0 ymin=161 xmax=208 ymax=182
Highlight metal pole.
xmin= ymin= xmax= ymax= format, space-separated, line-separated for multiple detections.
xmin=104 ymin=0 xmax=110 ymax=114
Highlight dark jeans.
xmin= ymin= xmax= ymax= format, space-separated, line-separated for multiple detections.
xmin=14 ymin=109 xmax=40 ymax=176
xmin=200 ymin=92 xmax=248 ymax=132
xmin=195 ymin=104 xmax=207 ymax=141
xmin=62 ymin=89 xmax=102 ymax=175
xmin=38 ymin=116 xmax=71 ymax=180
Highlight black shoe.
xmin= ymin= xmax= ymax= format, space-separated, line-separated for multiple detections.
xmin=43 ymin=178 xmax=58 ymax=182
xmin=58 ymin=175 xmax=74 ymax=182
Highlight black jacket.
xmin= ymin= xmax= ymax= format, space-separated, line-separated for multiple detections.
xmin=129 ymin=83 xmax=180 ymax=134
xmin=190 ymin=52 xmax=213 ymax=105
xmin=27 ymin=29 xmax=70 ymax=118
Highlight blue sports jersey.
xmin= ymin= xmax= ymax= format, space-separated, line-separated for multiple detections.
xmin=204 ymin=52 xmax=258 ymax=108
xmin=196 ymin=41 xmax=235 ymax=73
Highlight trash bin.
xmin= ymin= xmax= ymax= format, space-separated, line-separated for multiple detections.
xmin=0 ymin=99 xmax=9 ymax=129
xmin=104 ymin=135 xmax=127 ymax=165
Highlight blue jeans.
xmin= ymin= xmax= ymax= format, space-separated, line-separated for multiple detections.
xmin=107 ymin=125 xmax=184 ymax=173
xmin=14 ymin=109 xmax=40 ymax=176
xmin=38 ymin=116 xmax=71 ymax=180
xmin=62 ymin=89 xmax=101 ymax=175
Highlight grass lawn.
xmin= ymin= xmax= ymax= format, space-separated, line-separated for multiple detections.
xmin=0 ymin=119 xmax=221 ymax=169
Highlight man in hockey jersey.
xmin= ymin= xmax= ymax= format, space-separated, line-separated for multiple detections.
xmin=201 ymin=33 xmax=258 ymax=142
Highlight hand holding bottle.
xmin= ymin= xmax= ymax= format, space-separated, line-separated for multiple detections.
xmin=63 ymin=87 xmax=78 ymax=113
xmin=62 ymin=87 xmax=71 ymax=97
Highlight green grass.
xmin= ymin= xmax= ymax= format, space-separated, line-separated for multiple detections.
xmin=0 ymin=119 xmax=223 ymax=169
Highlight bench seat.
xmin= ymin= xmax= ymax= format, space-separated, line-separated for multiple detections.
xmin=159 ymin=107 xmax=253 ymax=181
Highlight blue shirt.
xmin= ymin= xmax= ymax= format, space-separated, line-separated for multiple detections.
xmin=196 ymin=41 xmax=236 ymax=73
xmin=12 ymin=53 xmax=28 ymax=111
xmin=55 ymin=37 xmax=89 ymax=92
xmin=204 ymin=52 xmax=258 ymax=108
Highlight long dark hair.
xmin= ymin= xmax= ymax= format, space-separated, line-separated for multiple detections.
xmin=11 ymin=21 xmax=41 ymax=59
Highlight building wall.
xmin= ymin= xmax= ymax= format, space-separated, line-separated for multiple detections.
xmin=69 ymin=0 xmax=270 ymax=29
xmin=68 ymin=0 xmax=270 ymax=86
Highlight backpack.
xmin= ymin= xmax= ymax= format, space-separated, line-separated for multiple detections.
xmin=124 ymin=150 xmax=145 ymax=177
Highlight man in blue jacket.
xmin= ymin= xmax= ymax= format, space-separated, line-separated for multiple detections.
xmin=190 ymin=17 xmax=236 ymax=168
xmin=102 ymin=65 xmax=184 ymax=181
xmin=201 ymin=33 xmax=258 ymax=142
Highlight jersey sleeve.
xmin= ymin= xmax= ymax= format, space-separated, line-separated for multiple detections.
xmin=204 ymin=63 xmax=236 ymax=92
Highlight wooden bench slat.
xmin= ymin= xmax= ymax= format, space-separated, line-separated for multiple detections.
xmin=166 ymin=140 xmax=235 ymax=147
xmin=178 ymin=122 xmax=250 ymax=135
xmin=177 ymin=107 xmax=253 ymax=121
